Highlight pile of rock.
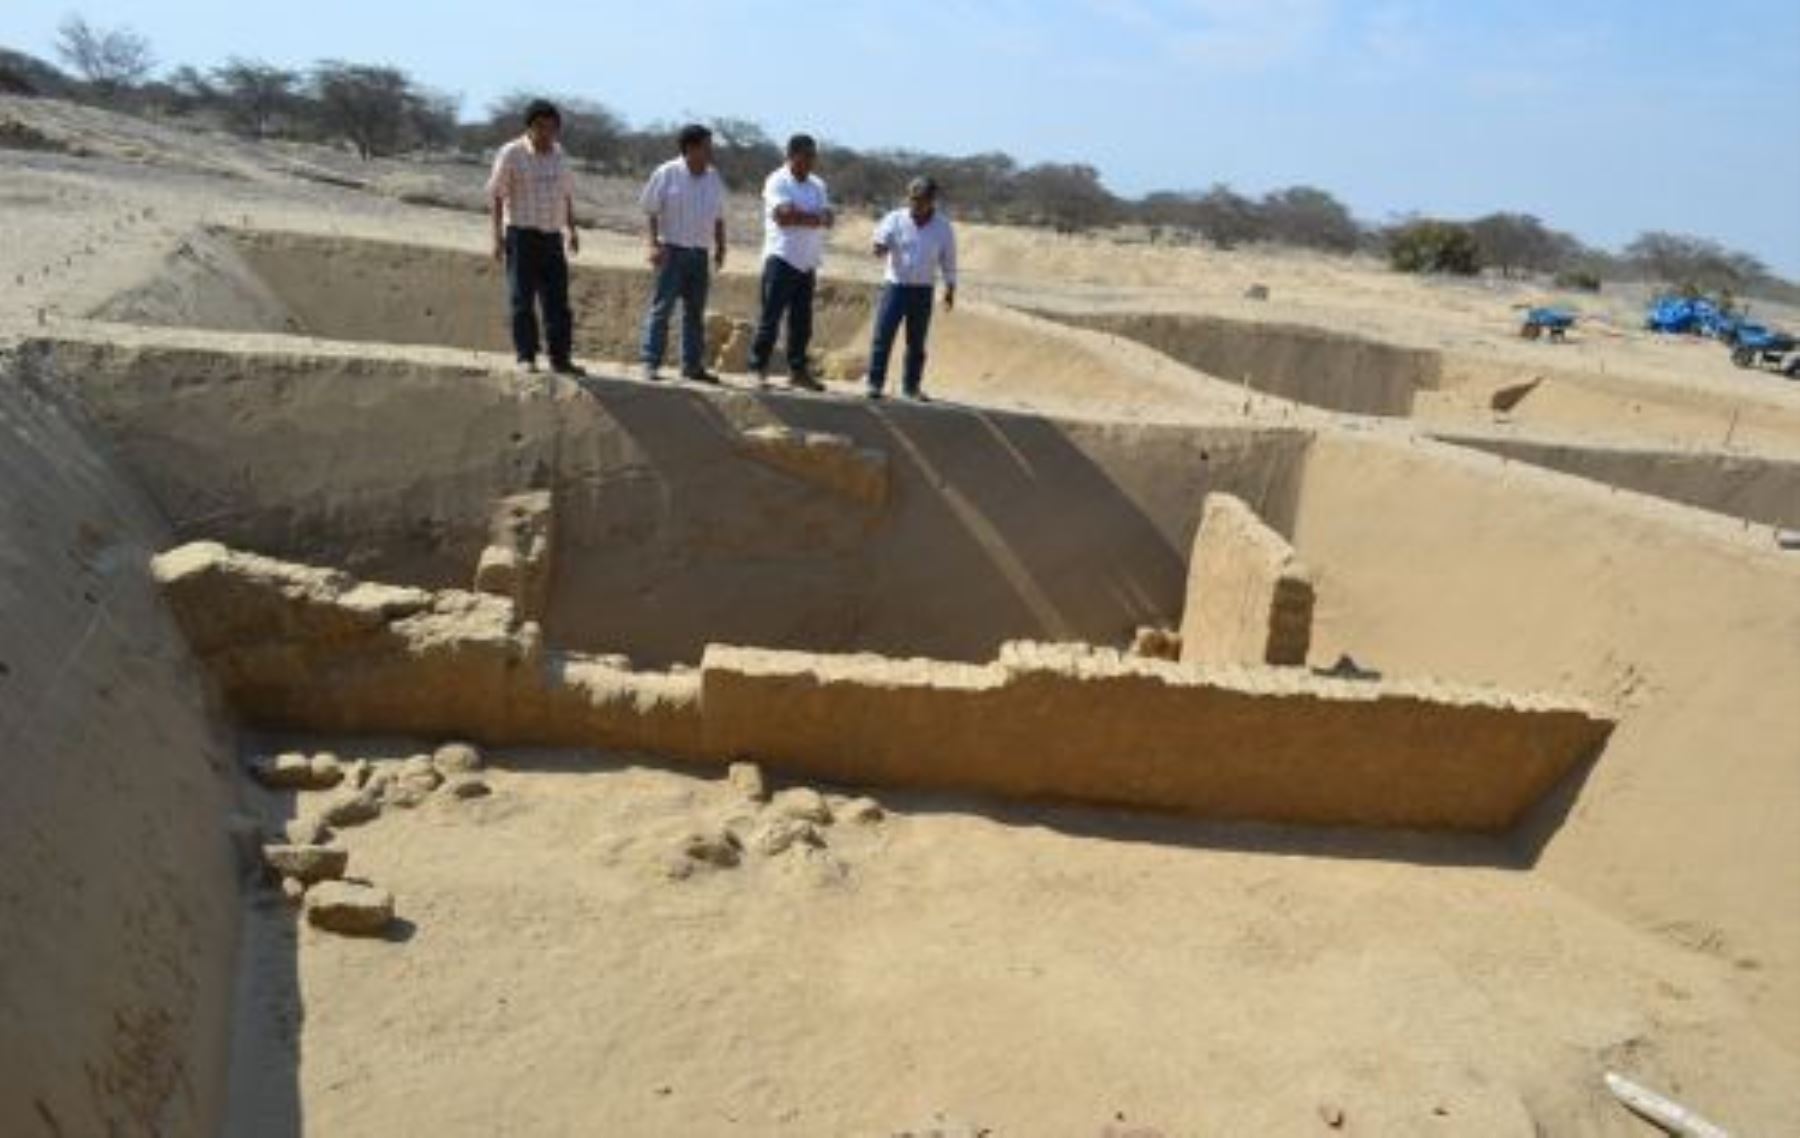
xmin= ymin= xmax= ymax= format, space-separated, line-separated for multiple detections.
xmin=245 ymin=741 xmax=493 ymax=936
xmin=668 ymin=760 xmax=885 ymax=879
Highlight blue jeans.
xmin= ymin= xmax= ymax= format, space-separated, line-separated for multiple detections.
xmin=868 ymin=284 xmax=934 ymax=394
xmin=640 ymin=246 xmax=710 ymax=372
xmin=749 ymin=256 xmax=816 ymax=374
xmin=505 ymin=227 xmax=572 ymax=365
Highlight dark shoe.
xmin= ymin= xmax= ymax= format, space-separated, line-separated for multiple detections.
xmin=752 ymin=368 xmax=771 ymax=390
xmin=904 ymin=389 xmax=931 ymax=403
xmin=865 ymin=387 xmax=885 ymax=401
xmin=549 ymin=360 xmax=586 ymax=377
xmin=514 ymin=358 xmax=538 ymax=375
xmin=681 ymin=369 xmax=722 ymax=386
xmin=787 ymin=368 xmax=825 ymax=393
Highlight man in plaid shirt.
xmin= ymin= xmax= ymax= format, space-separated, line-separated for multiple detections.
xmin=486 ymin=99 xmax=583 ymax=375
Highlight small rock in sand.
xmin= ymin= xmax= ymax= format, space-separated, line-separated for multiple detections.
xmin=342 ymin=759 xmax=372 ymax=789
xmin=431 ymin=740 xmax=483 ymax=776
xmin=771 ymin=787 xmax=832 ymax=824
xmin=322 ymin=788 xmax=382 ymax=828
xmin=262 ymin=843 xmax=348 ymax=884
xmin=309 ymin=752 xmax=344 ymax=786
xmin=305 ymin=880 xmax=395 ymax=936
xmin=680 ymin=830 xmax=741 ymax=868
xmin=726 ymin=760 xmax=767 ymax=801
xmin=837 ymin=797 xmax=885 ymax=824
xmin=280 ymin=877 xmax=308 ymax=905
xmin=446 ymin=774 xmax=492 ymax=800
xmin=1129 ymin=626 xmax=1182 ymax=661
xmin=284 ymin=815 xmax=332 ymax=845
xmin=748 ymin=816 xmax=824 ymax=857
xmin=384 ymin=755 xmax=443 ymax=808
xmin=251 ymin=751 xmax=338 ymax=790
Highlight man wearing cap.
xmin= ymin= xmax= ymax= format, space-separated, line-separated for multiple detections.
xmin=749 ymin=134 xmax=832 ymax=391
xmin=486 ymin=98 xmax=582 ymax=375
xmin=867 ymin=176 xmax=957 ymax=401
xmin=638 ymin=123 xmax=729 ymax=384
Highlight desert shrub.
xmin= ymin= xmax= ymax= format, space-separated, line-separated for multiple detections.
xmin=1388 ymin=220 xmax=1482 ymax=275
xmin=1554 ymin=268 xmax=1602 ymax=292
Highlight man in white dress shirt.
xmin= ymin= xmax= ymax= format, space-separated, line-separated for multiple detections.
xmin=637 ymin=123 xmax=728 ymax=383
xmin=866 ymin=176 xmax=957 ymax=401
xmin=485 ymin=99 xmax=582 ymax=375
xmin=749 ymin=134 xmax=831 ymax=391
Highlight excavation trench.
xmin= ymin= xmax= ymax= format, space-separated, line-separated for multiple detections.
xmin=11 ymin=225 xmax=1800 ymax=1136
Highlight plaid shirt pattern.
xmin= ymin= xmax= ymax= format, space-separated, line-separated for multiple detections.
xmin=486 ymin=137 xmax=573 ymax=233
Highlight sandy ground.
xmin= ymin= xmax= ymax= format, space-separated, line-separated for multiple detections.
xmin=6 ymin=94 xmax=1800 ymax=1137
xmin=227 ymin=746 xmax=1797 ymax=1138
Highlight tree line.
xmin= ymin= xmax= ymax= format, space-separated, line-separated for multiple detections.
xmin=3 ymin=17 xmax=1788 ymax=300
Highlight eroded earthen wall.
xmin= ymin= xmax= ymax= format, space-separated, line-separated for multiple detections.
xmin=1179 ymin=493 xmax=1315 ymax=666
xmin=0 ymin=366 xmax=239 ymax=1138
xmin=153 ymin=541 xmax=1610 ymax=834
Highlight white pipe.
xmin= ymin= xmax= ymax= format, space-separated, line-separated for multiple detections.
xmin=1603 ymin=1072 xmax=1731 ymax=1138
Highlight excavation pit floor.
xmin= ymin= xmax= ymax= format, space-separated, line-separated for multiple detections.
xmin=225 ymin=743 xmax=1795 ymax=1138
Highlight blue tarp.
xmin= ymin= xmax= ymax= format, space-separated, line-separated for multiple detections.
xmin=1526 ymin=307 xmax=1576 ymax=329
xmin=1645 ymin=295 xmax=1740 ymax=337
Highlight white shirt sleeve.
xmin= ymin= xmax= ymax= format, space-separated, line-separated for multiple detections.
xmin=485 ymin=145 xmax=512 ymax=202
xmin=765 ymin=171 xmax=792 ymax=221
xmin=874 ymin=211 xmax=896 ymax=247
xmin=638 ymin=165 xmax=664 ymax=216
xmin=941 ymin=222 xmax=958 ymax=286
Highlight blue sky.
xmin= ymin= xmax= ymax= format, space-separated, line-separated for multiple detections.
xmin=6 ymin=1 xmax=1799 ymax=273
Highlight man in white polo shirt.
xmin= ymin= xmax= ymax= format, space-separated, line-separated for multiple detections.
xmin=866 ymin=176 xmax=958 ymax=401
xmin=638 ymin=123 xmax=728 ymax=384
xmin=749 ymin=133 xmax=832 ymax=391
xmin=485 ymin=98 xmax=582 ymax=376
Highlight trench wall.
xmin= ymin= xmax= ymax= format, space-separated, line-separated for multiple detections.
xmin=1037 ymin=310 xmax=1440 ymax=416
xmin=91 ymin=228 xmax=874 ymax=371
xmin=0 ymin=356 xmax=239 ymax=1138
xmin=1290 ymin=431 xmax=1800 ymax=1049
xmin=1435 ymin=430 xmax=1800 ymax=530
xmin=33 ymin=336 xmax=1311 ymax=666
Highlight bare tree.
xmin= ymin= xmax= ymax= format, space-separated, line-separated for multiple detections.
xmin=1625 ymin=231 xmax=1768 ymax=294
xmin=1468 ymin=212 xmax=1580 ymax=278
xmin=1260 ymin=186 xmax=1360 ymax=252
xmin=54 ymin=15 xmax=154 ymax=93
xmin=211 ymin=58 xmax=301 ymax=139
xmin=408 ymin=87 xmax=460 ymax=151
xmin=310 ymin=62 xmax=410 ymax=158
xmin=1012 ymin=162 xmax=1117 ymax=232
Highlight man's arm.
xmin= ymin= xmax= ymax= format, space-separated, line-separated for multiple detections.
xmin=714 ymin=216 xmax=727 ymax=270
xmin=645 ymin=215 xmax=664 ymax=266
xmin=872 ymin=213 xmax=892 ymax=257
xmin=941 ymin=224 xmax=958 ymax=310
xmin=565 ymin=193 xmax=580 ymax=255
xmin=640 ymin=169 xmax=666 ymax=266
xmin=772 ymin=203 xmax=825 ymax=228
xmin=486 ymin=149 xmax=509 ymax=262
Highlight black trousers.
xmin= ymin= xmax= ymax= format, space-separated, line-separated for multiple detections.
xmin=504 ymin=226 xmax=572 ymax=365
xmin=749 ymin=255 xmax=816 ymax=374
